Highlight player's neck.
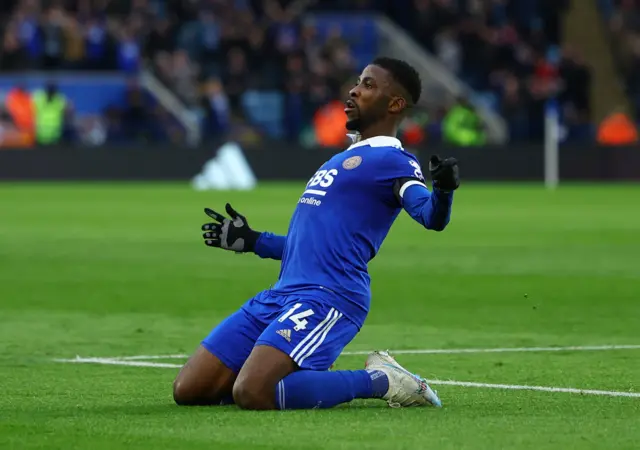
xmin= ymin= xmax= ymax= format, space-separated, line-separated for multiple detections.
xmin=358 ymin=123 xmax=398 ymax=142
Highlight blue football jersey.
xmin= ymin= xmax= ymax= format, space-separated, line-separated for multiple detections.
xmin=270 ymin=136 xmax=426 ymax=328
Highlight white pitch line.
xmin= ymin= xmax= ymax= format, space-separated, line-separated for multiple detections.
xmin=425 ymin=379 xmax=640 ymax=399
xmin=54 ymin=357 xmax=182 ymax=368
xmin=115 ymin=354 xmax=189 ymax=360
xmin=110 ymin=344 xmax=640 ymax=361
xmin=343 ymin=344 xmax=640 ymax=356
xmin=53 ymin=357 xmax=640 ymax=399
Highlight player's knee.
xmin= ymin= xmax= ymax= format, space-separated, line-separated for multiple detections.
xmin=232 ymin=380 xmax=272 ymax=410
xmin=172 ymin=377 xmax=211 ymax=406
xmin=172 ymin=378 xmax=193 ymax=406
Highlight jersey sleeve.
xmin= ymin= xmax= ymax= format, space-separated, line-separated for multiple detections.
xmin=374 ymin=148 xmax=428 ymax=206
xmin=254 ymin=232 xmax=286 ymax=260
xmin=376 ymin=148 xmax=454 ymax=230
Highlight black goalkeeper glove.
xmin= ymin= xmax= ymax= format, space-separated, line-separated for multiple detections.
xmin=429 ymin=155 xmax=460 ymax=192
xmin=202 ymin=203 xmax=260 ymax=253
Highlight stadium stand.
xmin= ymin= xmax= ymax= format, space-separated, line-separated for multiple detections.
xmin=598 ymin=0 xmax=640 ymax=119
xmin=0 ymin=0 xmax=596 ymax=145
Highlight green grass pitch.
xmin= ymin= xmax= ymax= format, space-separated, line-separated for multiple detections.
xmin=1 ymin=182 xmax=640 ymax=450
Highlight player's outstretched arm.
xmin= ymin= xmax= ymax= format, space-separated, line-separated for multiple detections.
xmin=253 ymin=232 xmax=286 ymax=260
xmin=395 ymin=156 xmax=459 ymax=231
xmin=201 ymin=203 xmax=286 ymax=260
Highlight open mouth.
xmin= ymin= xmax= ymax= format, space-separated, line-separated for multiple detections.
xmin=344 ymin=99 xmax=357 ymax=113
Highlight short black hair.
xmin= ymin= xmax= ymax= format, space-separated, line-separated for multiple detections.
xmin=372 ymin=57 xmax=422 ymax=105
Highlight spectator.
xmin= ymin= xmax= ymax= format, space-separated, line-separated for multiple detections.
xmin=5 ymin=83 xmax=34 ymax=138
xmin=120 ymin=83 xmax=149 ymax=140
xmin=222 ymin=47 xmax=250 ymax=114
xmin=283 ymin=52 xmax=309 ymax=139
xmin=62 ymin=14 xmax=85 ymax=69
xmin=145 ymin=18 xmax=175 ymax=58
xmin=84 ymin=17 xmax=110 ymax=70
xmin=597 ymin=110 xmax=638 ymax=145
xmin=246 ymin=26 xmax=278 ymax=88
xmin=115 ymin=21 xmax=142 ymax=74
xmin=40 ymin=7 xmax=66 ymax=70
xmin=442 ymin=96 xmax=486 ymax=146
xmin=193 ymin=10 xmax=219 ymax=76
xmin=499 ymin=73 xmax=529 ymax=141
xmin=201 ymin=77 xmax=231 ymax=136
xmin=170 ymin=50 xmax=200 ymax=106
xmin=2 ymin=22 xmax=28 ymax=71
xmin=15 ymin=4 xmax=43 ymax=68
xmin=32 ymin=82 xmax=69 ymax=146
xmin=434 ymin=27 xmax=462 ymax=75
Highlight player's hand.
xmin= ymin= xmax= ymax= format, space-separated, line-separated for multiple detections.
xmin=429 ymin=155 xmax=460 ymax=192
xmin=202 ymin=203 xmax=260 ymax=253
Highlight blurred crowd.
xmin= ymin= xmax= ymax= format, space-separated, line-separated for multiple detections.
xmin=600 ymin=0 xmax=640 ymax=117
xmin=312 ymin=0 xmax=588 ymax=143
xmin=1 ymin=0 xmax=143 ymax=72
xmin=0 ymin=0 xmax=362 ymax=146
xmin=0 ymin=0 xmax=620 ymax=147
xmin=400 ymin=0 xmax=593 ymax=142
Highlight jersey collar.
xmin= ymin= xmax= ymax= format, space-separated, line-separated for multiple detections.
xmin=346 ymin=135 xmax=403 ymax=150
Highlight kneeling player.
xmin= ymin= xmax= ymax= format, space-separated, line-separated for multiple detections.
xmin=173 ymin=57 xmax=460 ymax=410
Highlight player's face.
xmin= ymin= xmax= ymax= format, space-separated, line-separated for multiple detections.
xmin=345 ymin=65 xmax=393 ymax=131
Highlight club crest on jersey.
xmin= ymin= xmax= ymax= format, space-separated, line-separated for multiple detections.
xmin=342 ymin=155 xmax=362 ymax=170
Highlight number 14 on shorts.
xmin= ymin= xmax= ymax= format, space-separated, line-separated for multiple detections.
xmin=278 ymin=303 xmax=314 ymax=331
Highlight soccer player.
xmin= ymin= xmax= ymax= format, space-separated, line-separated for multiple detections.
xmin=173 ymin=57 xmax=460 ymax=410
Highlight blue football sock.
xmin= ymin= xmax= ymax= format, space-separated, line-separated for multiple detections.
xmin=275 ymin=369 xmax=389 ymax=410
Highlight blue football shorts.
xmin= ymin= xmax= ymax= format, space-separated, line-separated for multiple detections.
xmin=201 ymin=289 xmax=359 ymax=373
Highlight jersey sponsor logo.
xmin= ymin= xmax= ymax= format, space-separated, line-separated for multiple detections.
xmin=302 ymin=189 xmax=326 ymax=197
xmin=342 ymin=155 xmax=362 ymax=170
xmin=298 ymin=197 xmax=322 ymax=206
xmin=307 ymin=169 xmax=338 ymax=189
xmin=300 ymin=168 xmax=339 ymax=205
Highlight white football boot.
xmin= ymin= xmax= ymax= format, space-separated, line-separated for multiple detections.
xmin=365 ymin=350 xmax=442 ymax=408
